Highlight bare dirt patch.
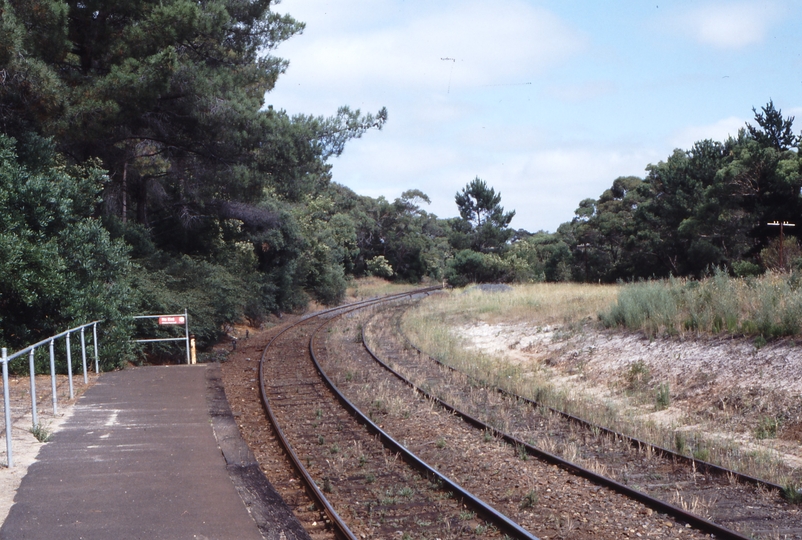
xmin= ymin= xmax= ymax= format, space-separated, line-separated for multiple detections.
xmin=455 ymin=322 xmax=802 ymax=478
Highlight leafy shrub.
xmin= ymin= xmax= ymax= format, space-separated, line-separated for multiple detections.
xmin=446 ymin=249 xmax=512 ymax=287
xmin=366 ymin=255 xmax=394 ymax=278
xmin=0 ymin=134 xmax=136 ymax=371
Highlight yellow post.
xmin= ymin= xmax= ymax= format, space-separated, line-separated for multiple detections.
xmin=190 ymin=335 xmax=197 ymax=365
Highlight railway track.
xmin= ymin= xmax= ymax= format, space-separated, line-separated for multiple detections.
xmin=260 ymin=289 xmax=530 ymax=539
xmin=254 ymin=289 xmax=755 ymax=539
xmin=357 ymin=300 xmax=802 ymax=539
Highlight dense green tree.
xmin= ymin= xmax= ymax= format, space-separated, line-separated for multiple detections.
xmin=330 ymin=186 xmax=448 ymax=282
xmin=0 ymin=134 xmax=135 ymax=368
xmin=747 ymin=100 xmax=798 ymax=151
xmin=454 ymin=177 xmax=515 ymax=253
xmin=545 ymin=102 xmax=802 ymax=282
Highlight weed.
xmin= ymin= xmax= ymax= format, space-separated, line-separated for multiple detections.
xmin=483 ymin=429 xmax=493 ymax=442
xmin=459 ymin=510 xmax=476 ymax=521
xmin=398 ymin=486 xmax=414 ymax=498
xmin=674 ymin=431 xmax=686 ymax=454
xmin=782 ymin=483 xmax=802 ymax=504
xmin=519 ymin=490 xmax=539 ymax=509
xmin=317 ymin=435 xmax=325 ymax=445
xmin=372 ymin=399 xmax=388 ymax=415
xmin=401 ymin=534 xmax=412 ymax=540
xmin=30 ymin=424 xmax=51 ymax=443
xmin=655 ymin=382 xmax=670 ymax=411
xmin=359 ymin=455 xmax=367 ymax=467
xmin=381 ymin=490 xmax=396 ymax=504
xmin=315 ymin=408 xmax=323 ymax=419
xmin=436 ymin=437 xmax=446 ymax=449
xmin=330 ymin=443 xmax=340 ymax=454
xmin=626 ymin=360 xmax=651 ymax=391
xmin=365 ymin=473 xmax=376 ymax=484
xmin=755 ymin=416 xmax=780 ymax=440
xmin=693 ymin=447 xmax=710 ymax=462
xmin=754 ymin=335 xmax=768 ymax=349
xmin=345 ymin=370 xmax=354 ymax=382
xmin=516 ymin=444 xmax=529 ymax=461
xmin=322 ymin=477 xmax=333 ymax=493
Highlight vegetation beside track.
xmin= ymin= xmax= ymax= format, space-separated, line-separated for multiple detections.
xmin=402 ymin=281 xmax=802 ymax=487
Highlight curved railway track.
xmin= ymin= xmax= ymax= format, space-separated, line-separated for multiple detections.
xmin=358 ymin=299 xmax=802 ymax=539
xmin=253 ymin=289 xmax=763 ymax=539
xmin=260 ymin=289 xmax=535 ymax=539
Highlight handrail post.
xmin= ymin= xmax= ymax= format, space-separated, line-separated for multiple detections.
xmin=66 ymin=332 xmax=74 ymax=400
xmin=2 ymin=348 xmax=12 ymax=467
xmin=93 ymin=323 xmax=99 ymax=373
xmin=184 ymin=308 xmax=190 ymax=365
xmin=80 ymin=327 xmax=88 ymax=384
xmin=49 ymin=339 xmax=58 ymax=415
xmin=29 ymin=349 xmax=38 ymax=428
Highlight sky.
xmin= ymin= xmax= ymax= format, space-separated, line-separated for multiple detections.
xmin=266 ymin=0 xmax=802 ymax=233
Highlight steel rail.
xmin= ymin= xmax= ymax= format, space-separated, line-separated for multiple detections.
xmin=360 ymin=305 xmax=752 ymax=540
xmin=389 ymin=305 xmax=785 ymax=494
xmin=258 ymin=289 xmax=440 ymax=540
xmin=308 ymin=309 xmax=540 ymax=540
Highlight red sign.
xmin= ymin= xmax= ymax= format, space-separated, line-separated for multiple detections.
xmin=158 ymin=316 xmax=185 ymax=325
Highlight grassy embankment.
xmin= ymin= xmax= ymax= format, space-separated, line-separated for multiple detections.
xmin=345 ymin=276 xmax=440 ymax=302
xmin=403 ymin=276 xmax=802 ymax=485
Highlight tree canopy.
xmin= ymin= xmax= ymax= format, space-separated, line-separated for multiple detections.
xmin=0 ymin=4 xmax=797 ymax=369
xmin=454 ymin=177 xmax=515 ymax=253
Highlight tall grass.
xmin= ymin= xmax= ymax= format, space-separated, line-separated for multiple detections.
xmin=600 ymin=270 xmax=802 ymax=338
xmin=345 ymin=277 xmax=429 ymax=302
xmin=418 ymin=283 xmax=620 ymax=327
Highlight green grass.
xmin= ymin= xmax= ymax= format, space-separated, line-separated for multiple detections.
xmin=30 ymin=423 xmax=51 ymax=443
xmin=755 ymin=416 xmax=780 ymax=440
xmin=655 ymin=383 xmax=670 ymax=411
xmin=600 ymin=270 xmax=802 ymax=339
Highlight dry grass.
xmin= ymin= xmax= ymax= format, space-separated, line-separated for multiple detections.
xmin=345 ymin=277 xmax=431 ymax=302
xmin=424 ymin=283 xmax=620 ymax=327
xmin=401 ymin=284 xmax=795 ymax=485
xmin=601 ymin=270 xmax=802 ymax=339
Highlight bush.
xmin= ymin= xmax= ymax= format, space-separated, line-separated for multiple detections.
xmin=366 ymin=255 xmax=394 ymax=278
xmin=445 ymin=249 xmax=512 ymax=287
xmin=0 ymin=134 xmax=136 ymax=371
xmin=600 ymin=270 xmax=802 ymax=340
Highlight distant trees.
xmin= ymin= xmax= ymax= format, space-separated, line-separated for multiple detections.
xmin=454 ymin=177 xmax=516 ymax=253
xmin=445 ymin=177 xmax=519 ymax=285
xmin=527 ymin=101 xmax=802 ymax=283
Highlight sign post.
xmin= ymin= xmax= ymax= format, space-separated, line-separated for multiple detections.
xmin=133 ymin=309 xmax=192 ymax=364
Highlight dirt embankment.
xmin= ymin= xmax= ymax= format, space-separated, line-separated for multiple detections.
xmin=457 ymin=322 xmax=802 ymax=471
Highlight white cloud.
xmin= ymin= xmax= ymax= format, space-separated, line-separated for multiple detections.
xmin=676 ymin=1 xmax=783 ymax=49
xmin=669 ymin=116 xmax=745 ymax=149
xmin=330 ymin=129 xmax=660 ymax=232
xmin=273 ymin=0 xmax=587 ymax=94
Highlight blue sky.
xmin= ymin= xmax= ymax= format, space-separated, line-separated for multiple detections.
xmin=267 ymin=0 xmax=802 ymax=232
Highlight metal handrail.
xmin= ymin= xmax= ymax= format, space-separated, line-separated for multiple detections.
xmin=2 ymin=320 xmax=101 ymax=467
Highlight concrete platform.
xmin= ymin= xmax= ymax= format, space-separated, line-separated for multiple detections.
xmin=0 ymin=364 xmax=308 ymax=540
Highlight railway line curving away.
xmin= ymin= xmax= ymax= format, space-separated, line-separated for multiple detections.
xmin=221 ymin=289 xmax=800 ymax=539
